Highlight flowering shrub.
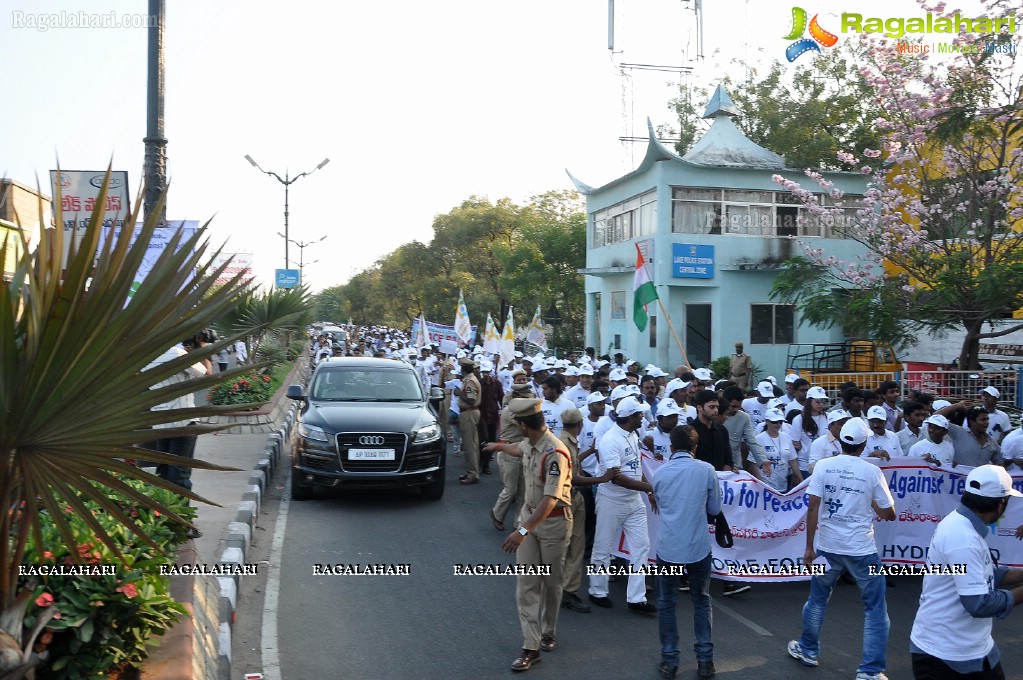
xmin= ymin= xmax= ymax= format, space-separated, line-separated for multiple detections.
xmin=207 ymin=369 xmax=276 ymax=406
xmin=18 ymin=478 xmax=195 ymax=679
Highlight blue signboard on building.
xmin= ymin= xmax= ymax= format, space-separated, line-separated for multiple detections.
xmin=672 ymin=243 xmax=714 ymax=279
xmin=275 ymin=268 xmax=300 ymax=289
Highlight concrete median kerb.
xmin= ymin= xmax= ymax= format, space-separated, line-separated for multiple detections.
xmin=142 ymin=358 xmax=303 ymax=680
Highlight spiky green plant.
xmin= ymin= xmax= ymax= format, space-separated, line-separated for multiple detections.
xmin=0 ymin=172 xmax=267 ymax=677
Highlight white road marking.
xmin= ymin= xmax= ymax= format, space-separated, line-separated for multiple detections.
xmin=714 ymin=599 xmax=773 ymax=636
xmin=261 ymin=486 xmax=291 ymax=680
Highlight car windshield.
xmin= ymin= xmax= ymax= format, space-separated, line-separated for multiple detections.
xmin=310 ymin=367 xmax=423 ymax=402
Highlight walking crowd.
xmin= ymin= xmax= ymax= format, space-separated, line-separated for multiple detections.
xmin=308 ymin=325 xmax=1023 ymax=679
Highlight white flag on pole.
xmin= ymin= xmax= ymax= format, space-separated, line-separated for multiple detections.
xmin=499 ymin=307 xmax=516 ymax=367
xmin=525 ymin=305 xmax=548 ymax=352
xmin=453 ymin=289 xmax=473 ymax=347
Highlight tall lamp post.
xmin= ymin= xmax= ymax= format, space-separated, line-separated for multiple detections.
xmin=277 ymin=233 xmax=326 ymax=284
xmin=244 ymin=155 xmax=330 ymax=268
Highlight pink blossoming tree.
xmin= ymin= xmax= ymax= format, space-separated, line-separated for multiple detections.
xmin=771 ymin=0 xmax=1023 ymax=369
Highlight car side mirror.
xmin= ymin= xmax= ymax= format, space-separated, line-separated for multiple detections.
xmin=429 ymin=386 xmax=444 ymax=404
xmin=286 ymin=384 xmax=307 ymax=402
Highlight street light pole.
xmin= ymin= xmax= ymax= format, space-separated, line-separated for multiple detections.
xmin=244 ymin=155 xmax=329 ymax=268
xmin=276 ymin=233 xmax=326 ymax=284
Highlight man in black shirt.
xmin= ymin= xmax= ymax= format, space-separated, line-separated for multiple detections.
xmin=691 ymin=390 xmax=734 ymax=472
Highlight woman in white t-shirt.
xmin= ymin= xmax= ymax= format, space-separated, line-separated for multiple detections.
xmin=790 ymin=386 xmax=830 ymax=476
xmin=756 ymin=409 xmax=802 ymax=491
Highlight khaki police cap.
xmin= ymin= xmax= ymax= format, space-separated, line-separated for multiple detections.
xmin=510 ymin=382 xmax=533 ymax=394
xmin=508 ymin=398 xmax=543 ymax=416
xmin=458 ymin=357 xmax=477 ymax=368
xmin=560 ymin=408 xmax=583 ymax=426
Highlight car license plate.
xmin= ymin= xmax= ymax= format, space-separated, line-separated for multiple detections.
xmin=349 ymin=448 xmax=395 ymax=460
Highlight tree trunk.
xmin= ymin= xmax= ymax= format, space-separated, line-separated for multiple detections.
xmin=959 ymin=319 xmax=985 ymax=370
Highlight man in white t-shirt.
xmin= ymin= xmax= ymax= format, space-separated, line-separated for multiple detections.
xmin=788 ymin=419 xmax=896 ymax=679
xmin=642 ymin=399 xmax=682 ymax=460
xmin=897 ymin=401 xmax=928 ymax=455
xmin=807 ymin=410 xmax=851 ymax=473
xmin=909 ymin=465 xmax=1023 ymax=678
xmin=564 ymin=365 xmax=593 ymax=408
xmin=864 ymin=405 xmax=901 ymax=461
xmin=908 ymin=414 xmax=955 ymax=467
xmin=742 ymin=381 xmax=775 ymax=430
xmin=981 ymin=386 xmax=1012 ymax=443
xmin=588 ymin=397 xmax=656 ymax=613
xmin=540 ymin=376 xmax=572 ymax=438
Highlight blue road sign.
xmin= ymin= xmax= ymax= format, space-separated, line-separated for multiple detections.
xmin=275 ymin=268 xmax=300 ymax=289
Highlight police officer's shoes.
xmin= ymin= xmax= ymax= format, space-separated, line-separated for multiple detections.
xmin=510 ymin=649 xmax=541 ymax=671
xmin=627 ymin=600 xmax=656 ymax=614
xmin=539 ymin=635 xmax=556 ymax=651
xmin=561 ymin=591 xmax=591 ymax=613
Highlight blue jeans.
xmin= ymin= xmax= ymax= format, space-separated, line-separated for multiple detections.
xmin=799 ymin=550 xmax=889 ymax=675
xmin=656 ymin=553 xmax=712 ymax=667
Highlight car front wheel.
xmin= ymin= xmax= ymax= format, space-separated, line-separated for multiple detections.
xmin=290 ymin=468 xmax=314 ymax=500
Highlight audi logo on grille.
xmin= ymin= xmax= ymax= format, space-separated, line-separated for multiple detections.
xmin=359 ymin=435 xmax=386 ymax=446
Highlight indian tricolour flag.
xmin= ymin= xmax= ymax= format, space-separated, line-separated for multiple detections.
xmin=633 ymin=244 xmax=658 ymax=332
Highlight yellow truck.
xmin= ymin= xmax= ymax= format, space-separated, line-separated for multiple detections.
xmin=786 ymin=341 xmax=902 ymax=394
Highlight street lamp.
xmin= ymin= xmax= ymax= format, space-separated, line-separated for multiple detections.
xmin=244 ymin=154 xmax=330 ymax=268
xmin=276 ymin=233 xmax=326 ymax=284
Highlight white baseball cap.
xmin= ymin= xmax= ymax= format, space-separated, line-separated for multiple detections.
xmin=479 ymin=360 xmax=494 ymax=372
xmin=656 ymin=400 xmax=683 ymax=417
xmin=578 ymin=365 xmax=594 ymax=376
xmin=764 ymin=408 xmax=786 ymax=422
xmin=806 ymin=386 xmax=829 ymax=400
xmin=665 ymin=378 xmax=690 ymax=395
xmin=756 ymin=382 xmax=775 ymax=398
xmin=532 ymin=361 xmax=550 ymax=372
xmin=784 ymin=373 xmax=800 ymax=384
xmin=586 ymin=391 xmax=608 ymax=405
xmin=982 ymin=386 xmax=1001 ymax=398
xmin=608 ymin=368 xmax=628 ymax=382
xmin=827 ymin=409 xmax=853 ymax=425
xmin=866 ymin=405 xmax=888 ymax=421
xmin=616 ymin=396 xmax=650 ymax=418
xmin=765 ymin=375 xmax=778 ymax=386
xmin=933 ymin=399 xmax=952 ymax=410
xmin=693 ymin=368 xmax=713 ymax=381
xmin=924 ymin=414 xmax=949 ymax=429
xmin=564 ymin=366 xmax=580 ymax=377
xmin=965 ymin=464 xmax=1023 ymax=498
xmin=839 ymin=418 xmax=869 ymax=445
xmin=610 ymin=385 xmax=633 ymax=402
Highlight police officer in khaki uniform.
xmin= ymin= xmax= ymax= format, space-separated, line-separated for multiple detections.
xmin=457 ymin=357 xmax=483 ymax=484
xmin=437 ymin=355 xmax=456 ymax=445
xmin=487 ymin=398 xmax=574 ymax=672
xmin=491 ymin=379 xmax=534 ymax=530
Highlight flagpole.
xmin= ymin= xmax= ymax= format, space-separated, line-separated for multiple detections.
xmin=656 ymin=296 xmax=691 ymax=369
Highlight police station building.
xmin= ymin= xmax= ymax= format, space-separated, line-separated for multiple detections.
xmin=570 ymin=85 xmax=869 ymax=373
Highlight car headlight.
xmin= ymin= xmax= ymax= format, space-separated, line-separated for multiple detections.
xmin=300 ymin=423 xmax=329 ymax=442
xmin=412 ymin=423 xmax=441 ymax=443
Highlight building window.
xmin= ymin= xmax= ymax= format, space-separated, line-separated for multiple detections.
xmin=670 ymin=187 xmax=860 ymax=239
xmin=610 ymin=291 xmax=626 ymax=320
xmin=591 ymin=190 xmax=657 ymax=247
xmin=751 ymin=304 xmax=794 ymax=344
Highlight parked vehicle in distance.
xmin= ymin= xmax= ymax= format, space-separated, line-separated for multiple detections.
xmin=286 ymin=357 xmax=446 ymax=500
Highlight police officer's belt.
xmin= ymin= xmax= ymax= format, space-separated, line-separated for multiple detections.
xmin=526 ymin=505 xmax=567 ymax=517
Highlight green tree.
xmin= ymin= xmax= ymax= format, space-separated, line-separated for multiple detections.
xmin=668 ymin=42 xmax=885 ymax=171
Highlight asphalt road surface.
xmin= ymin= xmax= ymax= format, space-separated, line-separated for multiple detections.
xmin=241 ymin=448 xmax=1023 ymax=680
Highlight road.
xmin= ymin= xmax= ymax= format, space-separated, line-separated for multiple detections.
xmin=234 ymin=448 xmax=1023 ymax=680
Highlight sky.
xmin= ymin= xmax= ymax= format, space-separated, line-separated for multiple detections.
xmin=0 ymin=0 xmax=991 ymax=292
